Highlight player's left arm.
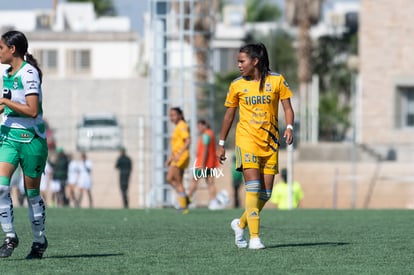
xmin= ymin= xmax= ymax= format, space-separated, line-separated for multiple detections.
xmin=0 ymin=94 xmax=39 ymax=118
xmin=281 ymin=98 xmax=294 ymax=145
xmin=0 ymin=70 xmax=40 ymax=117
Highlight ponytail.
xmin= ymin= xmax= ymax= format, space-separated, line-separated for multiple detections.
xmin=25 ymin=53 xmax=43 ymax=83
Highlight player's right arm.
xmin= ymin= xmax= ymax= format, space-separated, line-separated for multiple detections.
xmin=217 ymin=107 xmax=237 ymax=163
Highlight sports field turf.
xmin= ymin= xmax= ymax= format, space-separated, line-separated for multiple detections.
xmin=1 ymin=207 xmax=413 ymax=274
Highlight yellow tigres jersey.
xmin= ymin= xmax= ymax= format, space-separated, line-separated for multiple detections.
xmin=225 ymin=72 xmax=293 ymax=156
xmin=171 ymin=120 xmax=190 ymax=156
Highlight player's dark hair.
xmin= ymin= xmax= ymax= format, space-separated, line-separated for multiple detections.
xmin=171 ymin=107 xmax=185 ymax=121
xmin=1 ymin=30 xmax=43 ymax=83
xmin=197 ymin=119 xmax=210 ymax=128
xmin=239 ymin=43 xmax=270 ymax=92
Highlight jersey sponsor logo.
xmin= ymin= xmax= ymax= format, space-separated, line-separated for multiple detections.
xmin=26 ymin=80 xmax=38 ymax=90
xmin=2 ymin=88 xmax=11 ymax=99
xmin=244 ymin=95 xmax=271 ymax=105
xmin=20 ymin=133 xmax=31 ymax=138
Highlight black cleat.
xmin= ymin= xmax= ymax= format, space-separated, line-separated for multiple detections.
xmin=0 ymin=236 xmax=19 ymax=258
xmin=26 ymin=237 xmax=48 ymax=259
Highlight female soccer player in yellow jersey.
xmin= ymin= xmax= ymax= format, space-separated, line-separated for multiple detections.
xmin=165 ymin=107 xmax=191 ymax=213
xmin=217 ymin=43 xmax=294 ymax=249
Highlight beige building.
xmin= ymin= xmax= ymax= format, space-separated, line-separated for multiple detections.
xmin=293 ymin=0 xmax=414 ymax=210
xmin=359 ymin=0 xmax=414 ymax=161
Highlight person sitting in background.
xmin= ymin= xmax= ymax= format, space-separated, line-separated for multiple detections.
xmin=270 ymin=168 xmax=304 ymax=209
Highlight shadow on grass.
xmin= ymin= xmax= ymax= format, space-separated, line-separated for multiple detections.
xmin=267 ymin=242 xmax=349 ymax=249
xmin=45 ymin=253 xmax=124 ymax=259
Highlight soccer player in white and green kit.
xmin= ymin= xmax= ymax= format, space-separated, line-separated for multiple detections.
xmin=0 ymin=30 xmax=48 ymax=259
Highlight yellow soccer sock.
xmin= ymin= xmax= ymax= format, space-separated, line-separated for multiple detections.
xmin=239 ymin=212 xmax=247 ymax=229
xmin=239 ymin=193 xmax=266 ymax=229
xmin=178 ymin=193 xmax=188 ymax=209
xmin=258 ymin=198 xmax=267 ymax=211
xmin=245 ymin=191 xmax=260 ymax=239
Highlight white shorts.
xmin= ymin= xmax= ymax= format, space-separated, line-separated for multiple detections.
xmin=67 ymin=175 xmax=78 ymax=186
xmin=77 ymin=180 xmax=92 ymax=190
xmin=50 ymin=180 xmax=62 ymax=193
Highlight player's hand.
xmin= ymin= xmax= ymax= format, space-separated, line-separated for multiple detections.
xmin=283 ymin=129 xmax=294 ymax=145
xmin=216 ymin=146 xmax=226 ymax=164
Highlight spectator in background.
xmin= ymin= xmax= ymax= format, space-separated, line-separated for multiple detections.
xmin=187 ymin=120 xmax=222 ymax=210
xmin=10 ymin=165 xmax=25 ymax=207
xmin=270 ymin=168 xmax=304 ymax=209
xmin=115 ymin=148 xmax=132 ymax=209
xmin=40 ymin=159 xmax=53 ymax=206
xmin=66 ymin=153 xmax=80 ymax=207
xmin=51 ymin=147 xmax=69 ymax=206
xmin=77 ymin=152 xmax=93 ymax=208
xmin=232 ymin=154 xmax=243 ymax=208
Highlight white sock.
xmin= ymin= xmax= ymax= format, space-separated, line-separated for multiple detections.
xmin=27 ymin=195 xmax=46 ymax=243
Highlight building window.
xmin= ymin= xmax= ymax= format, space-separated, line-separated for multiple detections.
xmin=214 ymin=48 xmax=238 ymax=73
xmin=66 ymin=49 xmax=91 ymax=75
xmin=35 ymin=49 xmax=58 ymax=74
xmin=397 ymin=86 xmax=414 ymax=128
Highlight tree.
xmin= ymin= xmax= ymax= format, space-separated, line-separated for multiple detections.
xmin=208 ymin=71 xmax=240 ymax=144
xmin=171 ymin=0 xmax=219 ymax=121
xmin=243 ymin=0 xmax=297 ymax=85
xmin=312 ymin=33 xmax=358 ymax=141
xmin=285 ymin=0 xmax=323 ymax=143
xmin=245 ymin=0 xmax=281 ymax=22
xmin=67 ymin=0 xmax=116 ymax=16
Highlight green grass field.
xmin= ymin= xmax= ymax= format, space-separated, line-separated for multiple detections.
xmin=1 ymin=207 xmax=413 ymax=274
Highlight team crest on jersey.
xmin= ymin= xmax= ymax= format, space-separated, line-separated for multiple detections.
xmin=265 ymin=83 xmax=272 ymax=92
xmin=13 ymin=77 xmax=19 ymax=89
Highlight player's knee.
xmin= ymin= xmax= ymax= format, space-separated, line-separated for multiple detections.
xmin=0 ymin=180 xmax=11 ymax=200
